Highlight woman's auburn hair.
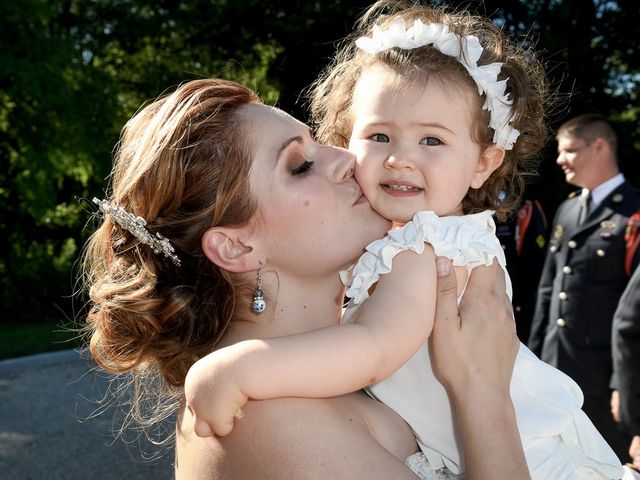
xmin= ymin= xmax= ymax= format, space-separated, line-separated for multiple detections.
xmin=82 ymin=79 xmax=260 ymax=432
xmin=308 ymin=0 xmax=550 ymax=220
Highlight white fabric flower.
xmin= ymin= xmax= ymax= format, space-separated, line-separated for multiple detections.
xmin=461 ymin=35 xmax=483 ymax=64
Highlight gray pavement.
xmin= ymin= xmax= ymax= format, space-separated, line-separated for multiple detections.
xmin=0 ymin=349 xmax=173 ymax=479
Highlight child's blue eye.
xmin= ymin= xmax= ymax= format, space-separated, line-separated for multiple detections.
xmin=370 ymin=133 xmax=390 ymax=143
xmin=291 ymin=160 xmax=314 ymax=175
xmin=419 ymin=137 xmax=442 ymax=146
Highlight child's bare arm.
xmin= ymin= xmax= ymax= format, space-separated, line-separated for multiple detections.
xmin=184 ymin=246 xmax=437 ymax=437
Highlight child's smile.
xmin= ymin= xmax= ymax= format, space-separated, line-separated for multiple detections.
xmin=382 ymin=180 xmax=423 ymax=195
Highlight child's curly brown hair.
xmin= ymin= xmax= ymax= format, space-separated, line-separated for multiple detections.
xmin=309 ymin=0 xmax=550 ymax=220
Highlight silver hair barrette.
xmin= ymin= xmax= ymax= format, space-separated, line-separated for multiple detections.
xmin=93 ymin=197 xmax=181 ymax=267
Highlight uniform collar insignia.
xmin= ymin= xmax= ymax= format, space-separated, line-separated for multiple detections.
xmin=600 ymin=220 xmax=616 ymax=230
xmin=554 ymin=224 xmax=565 ymax=238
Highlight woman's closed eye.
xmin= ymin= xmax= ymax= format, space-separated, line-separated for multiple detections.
xmin=419 ymin=136 xmax=442 ymax=146
xmin=291 ymin=159 xmax=314 ymax=175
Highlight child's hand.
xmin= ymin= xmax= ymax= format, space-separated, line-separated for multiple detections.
xmin=184 ymin=350 xmax=249 ymax=437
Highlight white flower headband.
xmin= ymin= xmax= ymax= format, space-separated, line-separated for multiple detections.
xmin=355 ymin=19 xmax=520 ymax=150
xmin=93 ymin=197 xmax=181 ymax=267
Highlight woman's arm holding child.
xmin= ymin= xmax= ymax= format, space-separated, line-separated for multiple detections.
xmin=185 ymin=246 xmax=437 ymax=437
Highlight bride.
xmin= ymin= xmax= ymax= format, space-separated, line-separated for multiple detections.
xmin=83 ymin=78 xmax=528 ymax=479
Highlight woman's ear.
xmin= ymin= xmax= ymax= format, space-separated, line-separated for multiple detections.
xmin=201 ymin=227 xmax=257 ymax=273
xmin=471 ymin=145 xmax=506 ymax=189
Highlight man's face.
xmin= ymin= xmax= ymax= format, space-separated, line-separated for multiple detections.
xmin=556 ymin=134 xmax=598 ymax=188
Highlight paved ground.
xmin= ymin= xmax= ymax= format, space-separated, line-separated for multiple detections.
xmin=0 ymin=349 xmax=173 ymax=479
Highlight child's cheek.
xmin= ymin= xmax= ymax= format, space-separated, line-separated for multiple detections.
xmin=353 ymin=160 xmax=365 ymax=187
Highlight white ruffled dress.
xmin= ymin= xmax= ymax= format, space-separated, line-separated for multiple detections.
xmin=341 ymin=211 xmax=623 ymax=480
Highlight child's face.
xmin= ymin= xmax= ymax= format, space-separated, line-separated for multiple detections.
xmin=348 ymin=63 xmax=501 ymax=223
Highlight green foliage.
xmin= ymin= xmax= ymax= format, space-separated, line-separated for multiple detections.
xmin=0 ymin=322 xmax=79 ymax=360
xmin=1 ymin=0 xmax=639 ymax=353
xmin=0 ymin=0 xmax=285 ymax=328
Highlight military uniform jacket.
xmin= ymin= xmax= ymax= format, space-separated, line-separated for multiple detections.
xmin=528 ymin=181 xmax=640 ymax=395
xmin=612 ymin=255 xmax=640 ymax=436
xmin=495 ymin=200 xmax=548 ymax=342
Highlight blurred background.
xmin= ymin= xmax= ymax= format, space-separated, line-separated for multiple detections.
xmin=1 ymin=0 xmax=639 ymax=360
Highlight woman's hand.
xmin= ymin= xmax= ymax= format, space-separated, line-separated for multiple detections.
xmin=429 ymin=257 xmax=518 ymax=397
xmin=429 ymin=257 xmax=529 ymax=480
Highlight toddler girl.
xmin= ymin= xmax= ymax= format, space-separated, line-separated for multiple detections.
xmin=185 ymin=2 xmax=624 ymax=478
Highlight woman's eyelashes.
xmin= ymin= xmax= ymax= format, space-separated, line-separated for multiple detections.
xmin=291 ymin=159 xmax=314 ymax=175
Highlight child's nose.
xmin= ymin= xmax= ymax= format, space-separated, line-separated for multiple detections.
xmin=384 ymin=146 xmax=417 ymax=170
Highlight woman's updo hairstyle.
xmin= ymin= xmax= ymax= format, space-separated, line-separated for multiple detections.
xmin=82 ymin=79 xmax=260 ymax=428
xmin=309 ymin=0 xmax=550 ymax=219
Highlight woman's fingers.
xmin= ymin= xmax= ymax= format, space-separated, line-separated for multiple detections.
xmin=431 ymin=259 xmax=517 ymax=395
xmin=460 ymin=261 xmax=514 ymax=330
xmin=430 ymin=257 xmax=460 ymax=388
xmin=432 ymin=257 xmax=459 ymax=331
xmin=461 ymin=260 xmax=506 ymax=305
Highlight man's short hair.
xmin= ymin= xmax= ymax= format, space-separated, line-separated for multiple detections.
xmin=556 ymin=113 xmax=618 ymax=156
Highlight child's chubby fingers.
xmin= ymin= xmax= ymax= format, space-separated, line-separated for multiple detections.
xmin=193 ymin=418 xmax=216 ymax=438
xmin=212 ymin=393 xmax=250 ymax=436
xmin=188 ymin=404 xmax=236 ymax=437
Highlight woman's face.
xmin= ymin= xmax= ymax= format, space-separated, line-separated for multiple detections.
xmin=240 ymin=104 xmax=390 ymax=277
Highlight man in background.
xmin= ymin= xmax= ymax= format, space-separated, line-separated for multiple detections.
xmin=611 ymin=212 xmax=640 ymax=469
xmin=495 ymin=199 xmax=548 ymax=342
xmin=529 ymin=113 xmax=640 ymax=459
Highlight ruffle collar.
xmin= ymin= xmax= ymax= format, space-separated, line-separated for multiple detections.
xmin=341 ymin=211 xmax=499 ymax=305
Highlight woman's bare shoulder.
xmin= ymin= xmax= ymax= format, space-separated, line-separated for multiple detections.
xmin=175 ymin=393 xmax=417 ymax=480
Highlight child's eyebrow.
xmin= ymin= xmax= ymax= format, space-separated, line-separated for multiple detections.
xmin=358 ymin=120 xmax=455 ymax=136
xmin=359 ymin=120 xmax=391 ymax=128
xmin=413 ymin=122 xmax=455 ymax=135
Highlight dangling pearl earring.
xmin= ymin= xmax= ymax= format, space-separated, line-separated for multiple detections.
xmin=251 ymin=268 xmax=266 ymax=315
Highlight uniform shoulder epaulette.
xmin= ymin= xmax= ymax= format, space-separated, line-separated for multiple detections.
xmin=568 ymin=190 xmax=581 ymax=199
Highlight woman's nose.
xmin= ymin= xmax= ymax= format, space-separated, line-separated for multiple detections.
xmin=325 ymin=146 xmax=356 ymax=182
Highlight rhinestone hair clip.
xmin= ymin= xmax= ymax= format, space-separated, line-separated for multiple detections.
xmin=355 ymin=19 xmax=521 ymax=150
xmin=93 ymin=197 xmax=181 ymax=267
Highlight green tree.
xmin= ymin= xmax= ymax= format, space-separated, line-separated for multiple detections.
xmin=1 ymin=0 xmax=639 ymax=354
xmin=0 ymin=0 xmax=283 ymax=330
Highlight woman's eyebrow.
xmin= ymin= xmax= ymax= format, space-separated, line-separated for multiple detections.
xmin=275 ymin=128 xmax=311 ymax=163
